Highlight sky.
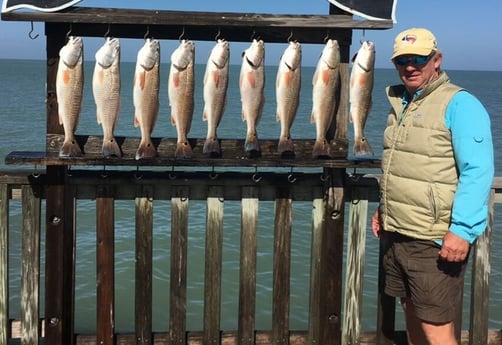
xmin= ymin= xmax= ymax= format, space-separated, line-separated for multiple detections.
xmin=0 ymin=0 xmax=501 ymax=71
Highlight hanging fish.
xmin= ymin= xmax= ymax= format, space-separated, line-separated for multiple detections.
xmin=168 ymin=39 xmax=195 ymax=159
xmin=276 ymin=40 xmax=301 ymax=155
xmin=93 ymin=36 xmax=122 ymax=158
xmin=133 ymin=38 xmax=160 ymax=160
xmin=311 ymin=39 xmax=341 ymax=158
xmin=56 ymin=35 xmax=84 ymax=157
xmin=350 ymin=40 xmax=375 ymax=157
xmin=202 ymin=39 xmax=230 ymax=156
xmin=239 ymin=39 xmax=265 ymax=155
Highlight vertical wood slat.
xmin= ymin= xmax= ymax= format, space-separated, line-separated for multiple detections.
xmin=342 ymin=187 xmax=368 ymax=345
xmin=308 ymin=198 xmax=324 ymax=345
xmin=238 ymin=187 xmax=258 ymax=345
xmin=376 ymin=237 xmax=396 ymax=345
xmin=135 ymin=186 xmax=154 ymax=345
xmin=21 ymin=184 xmax=41 ymax=345
xmin=44 ymin=166 xmax=76 ymax=345
xmin=272 ymin=192 xmax=292 ymax=345
xmin=96 ymin=185 xmax=115 ymax=345
xmin=0 ymin=184 xmax=8 ymax=345
xmin=170 ymin=188 xmax=189 ymax=345
xmin=469 ymin=189 xmax=494 ymax=345
xmin=319 ymin=169 xmax=345 ymax=345
xmin=203 ymin=187 xmax=224 ymax=345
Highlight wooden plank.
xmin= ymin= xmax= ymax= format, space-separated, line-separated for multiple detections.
xmin=272 ymin=190 xmax=292 ymax=345
xmin=469 ymin=189 xmax=494 ymax=345
xmin=0 ymin=184 xmax=8 ymax=345
xmin=238 ymin=187 xmax=258 ymax=345
xmin=318 ymin=168 xmax=345 ymax=345
xmin=135 ymin=186 xmax=154 ymax=345
xmin=308 ymin=198 xmax=324 ymax=344
xmin=203 ymin=187 xmax=224 ymax=345
xmin=44 ymin=166 xmax=76 ymax=345
xmin=343 ymin=187 xmax=368 ymax=344
xmin=96 ymin=185 xmax=115 ymax=345
xmin=21 ymin=184 xmax=41 ymax=345
xmin=170 ymin=188 xmax=189 ymax=345
xmin=376 ymin=239 xmax=396 ymax=345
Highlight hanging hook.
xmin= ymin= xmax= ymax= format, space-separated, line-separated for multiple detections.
xmin=287 ymin=30 xmax=293 ymax=42
xmin=104 ymin=24 xmax=111 ymax=38
xmin=215 ymin=27 xmax=221 ymax=41
xmin=178 ymin=27 xmax=185 ymax=41
xmin=66 ymin=23 xmax=72 ymax=40
xmin=323 ymin=30 xmax=331 ymax=43
xmin=144 ymin=25 xmax=150 ymax=40
xmin=28 ymin=21 xmax=39 ymax=40
xmin=360 ymin=29 xmax=366 ymax=44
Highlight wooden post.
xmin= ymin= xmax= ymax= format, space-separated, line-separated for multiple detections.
xmin=0 ymin=183 xmax=8 ymax=345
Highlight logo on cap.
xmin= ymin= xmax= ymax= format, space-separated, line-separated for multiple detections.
xmin=401 ymin=34 xmax=417 ymax=44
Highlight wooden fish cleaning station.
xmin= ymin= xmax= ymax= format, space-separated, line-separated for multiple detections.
xmin=1 ymin=3 xmax=500 ymax=345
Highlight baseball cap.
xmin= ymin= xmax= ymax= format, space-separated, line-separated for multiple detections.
xmin=391 ymin=28 xmax=438 ymax=59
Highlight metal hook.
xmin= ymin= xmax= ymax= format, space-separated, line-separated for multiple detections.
xmin=134 ymin=166 xmax=143 ymax=180
xmin=144 ymin=25 xmax=150 ymax=40
xmin=287 ymin=30 xmax=293 ymax=42
xmin=104 ymin=24 xmax=111 ymax=38
xmin=209 ymin=167 xmax=218 ymax=180
xmin=287 ymin=167 xmax=297 ymax=183
xmin=215 ymin=28 xmax=221 ymax=41
xmin=168 ymin=166 xmax=177 ymax=180
xmin=28 ymin=21 xmax=39 ymax=40
xmin=66 ymin=24 xmax=72 ymax=40
xmin=101 ymin=165 xmax=108 ymax=179
xmin=360 ymin=29 xmax=366 ymax=44
xmin=324 ymin=30 xmax=330 ymax=43
xmin=250 ymin=29 xmax=256 ymax=41
xmin=252 ymin=166 xmax=262 ymax=183
xmin=179 ymin=27 xmax=185 ymax=41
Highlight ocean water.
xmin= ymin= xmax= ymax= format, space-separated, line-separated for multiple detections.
xmin=0 ymin=57 xmax=501 ymax=334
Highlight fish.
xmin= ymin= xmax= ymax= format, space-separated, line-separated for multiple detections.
xmin=133 ymin=38 xmax=160 ymax=160
xmin=276 ymin=40 xmax=301 ymax=155
xmin=93 ymin=36 xmax=122 ymax=158
xmin=239 ymin=39 xmax=265 ymax=154
xmin=168 ymin=39 xmax=195 ymax=159
xmin=311 ymin=39 xmax=341 ymax=158
xmin=56 ymin=36 xmax=84 ymax=157
xmin=350 ymin=40 xmax=375 ymax=157
xmin=202 ymin=39 xmax=230 ymax=156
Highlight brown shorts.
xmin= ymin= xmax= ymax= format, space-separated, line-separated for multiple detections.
xmin=381 ymin=231 xmax=469 ymax=324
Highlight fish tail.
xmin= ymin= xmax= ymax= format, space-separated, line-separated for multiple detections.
xmin=354 ymin=137 xmax=374 ymax=157
xmin=175 ymin=140 xmax=193 ymax=159
xmin=312 ymin=138 xmax=332 ymax=159
xmin=278 ymin=136 xmax=295 ymax=155
xmin=102 ymin=137 xmax=122 ymax=158
xmin=135 ymin=139 xmax=158 ymax=160
xmin=203 ymin=137 xmax=221 ymax=156
xmin=59 ymin=138 xmax=82 ymax=157
xmin=244 ymin=132 xmax=260 ymax=154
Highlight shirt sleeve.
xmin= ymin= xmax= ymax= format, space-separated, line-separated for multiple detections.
xmin=445 ymin=90 xmax=494 ymax=243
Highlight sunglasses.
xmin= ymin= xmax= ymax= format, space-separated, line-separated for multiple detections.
xmin=393 ymin=53 xmax=434 ymax=66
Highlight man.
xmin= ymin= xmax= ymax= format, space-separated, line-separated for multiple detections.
xmin=371 ymin=28 xmax=494 ymax=345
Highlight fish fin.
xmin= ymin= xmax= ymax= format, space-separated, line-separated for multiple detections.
xmin=171 ymin=115 xmax=176 ymax=126
xmin=135 ymin=139 xmax=158 ymax=160
xmin=246 ymin=71 xmax=256 ymax=88
xmin=276 ymin=112 xmax=281 ymax=122
xmin=310 ymin=112 xmax=316 ymax=124
xmin=322 ymin=69 xmax=330 ymax=85
xmin=203 ymin=137 xmax=221 ymax=156
xmin=312 ymin=139 xmax=332 ymax=159
xmin=134 ymin=115 xmax=140 ymax=128
xmin=202 ymin=109 xmax=208 ymax=122
xmin=351 ymin=52 xmax=358 ymax=63
xmin=244 ymin=132 xmax=260 ymax=153
xmin=354 ymin=137 xmax=374 ymax=157
xmin=278 ymin=136 xmax=295 ymax=155
xmin=212 ymin=70 xmax=220 ymax=88
xmin=102 ymin=137 xmax=122 ymax=158
xmin=96 ymin=112 xmax=102 ymax=125
xmin=175 ymin=140 xmax=193 ymax=159
xmin=242 ymin=111 xmax=246 ymax=122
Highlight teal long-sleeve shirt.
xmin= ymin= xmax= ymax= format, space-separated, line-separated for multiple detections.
xmin=446 ymin=90 xmax=494 ymax=243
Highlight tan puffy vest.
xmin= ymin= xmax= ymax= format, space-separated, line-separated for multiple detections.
xmin=380 ymin=72 xmax=463 ymax=240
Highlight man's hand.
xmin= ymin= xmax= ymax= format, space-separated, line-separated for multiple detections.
xmin=371 ymin=209 xmax=382 ymax=238
xmin=438 ymin=231 xmax=470 ymax=262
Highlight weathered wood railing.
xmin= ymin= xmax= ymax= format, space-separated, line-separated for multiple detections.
xmin=1 ymin=170 xmax=500 ymax=345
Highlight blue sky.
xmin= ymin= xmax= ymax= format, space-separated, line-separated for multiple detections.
xmin=0 ymin=0 xmax=501 ymax=71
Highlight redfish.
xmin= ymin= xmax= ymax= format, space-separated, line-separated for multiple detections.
xmin=276 ymin=40 xmax=301 ymax=155
xmin=168 ymin=39 xmax=195 ymax=159
xmin=56 ymin=36 xmax=84 ymax=157
xmin=311 ymin=39 xmax=340 ymax=158
xmin=350 ymin=40 xmax=375 ymax=157
xmin=133 ymin=38 xmax=160 ymax=160
xmin=93 ymin=37 xmax=122 ymax=157
xmin=202 ymin=39 xmax=229 ymax=156
xmin=239 ymin=39 xmax=265 ymax=154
